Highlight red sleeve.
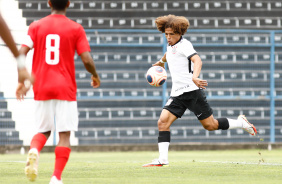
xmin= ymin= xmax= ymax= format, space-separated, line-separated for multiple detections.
xmin=21 ymin=22 xmax=36 ymax=48
xmin=76 ymin=25 xmax=90 ymax=55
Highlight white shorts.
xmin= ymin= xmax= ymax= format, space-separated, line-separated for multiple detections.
xmin=34 ymin=100 xmax=78 ymax=133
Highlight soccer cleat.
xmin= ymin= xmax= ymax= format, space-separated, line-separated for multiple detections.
xmin=25 ymin=148 xmax=39 ymax=181
xmin=49 ymin=176 xmax=63 ymax=184
xmin=238 ymin=115 xmax=257 ymax=136
xmin=142 ymin=159 xmax=169 ymax=167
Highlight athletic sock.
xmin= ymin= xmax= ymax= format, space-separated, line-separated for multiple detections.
xmin=52 ymin=147 xmax=71 ymax=180
xmin=30 ymin=133 xmax=47 ymax=152
xmin=227 ymin=118 xmax=243 ymax=129
xmin=217 ymin=118 xmax=229 ymax=130
xmin=217 ymin=118 xmax=243 ymax=130
xmin=158 ymin=131 xmax=170 ymax=163
xmin=158 ymin=142 xmax=170 ymax=163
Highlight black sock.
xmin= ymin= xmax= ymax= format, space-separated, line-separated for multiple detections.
xmin=158 ymin=131 xmax=170 ymax=143
xmin=217 ymin=118 xmax=229 ymax=130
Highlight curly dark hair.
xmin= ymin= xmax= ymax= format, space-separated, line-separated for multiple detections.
xmin=50 ymin=0 xmax=69 ymax=10
xmin=155 ymin=14 xmax=190 ymax=35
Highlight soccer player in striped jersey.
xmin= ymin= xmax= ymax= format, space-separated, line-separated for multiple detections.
xmin=143 ymin=14 xmax=257 ymax=167
xmin=16 ymin=0 xmax=100 ymax=183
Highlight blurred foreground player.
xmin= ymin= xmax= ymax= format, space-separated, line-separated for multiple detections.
xmin=16 ymin=0 xmax=100 ymax=183
xmin=143 ymin=15 xmax=257 ymax=167
xmin=0 ymin=13 xmax=33 ymax=93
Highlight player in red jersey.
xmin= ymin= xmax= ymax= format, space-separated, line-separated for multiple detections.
xmin=0 ymin=13 xmax=33 ymax=90
xmin=16 ymin=0 xmax=100 ymax=183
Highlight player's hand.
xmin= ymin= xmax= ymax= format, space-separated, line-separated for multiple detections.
xmin=152 ymin=61 xmax=165 ymax=69
xmin=16 ymin=82 xmax=30 ymax=100
xmin=18 ymin=68 xmax=34 ymax=84
xmin=91 ymin=75 xmax=100 ymax=88
xmin=192 ymin=77 xmax=208 ymax=89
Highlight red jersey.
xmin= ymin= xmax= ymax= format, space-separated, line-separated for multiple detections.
xmin=23 ymin=14 xmax=90 ymax=101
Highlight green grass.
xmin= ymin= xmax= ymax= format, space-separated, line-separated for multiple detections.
xmin=0 ymin=149 xmax=282 ymax=184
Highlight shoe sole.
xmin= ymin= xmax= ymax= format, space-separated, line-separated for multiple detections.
xmin=25 ymin=150 xmax=38 ymax=181
xmin=239 ymin=115 xmax=257 ymax=136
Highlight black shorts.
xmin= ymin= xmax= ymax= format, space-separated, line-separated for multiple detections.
xmin=163 ymin=89 xmax=213 ymax=120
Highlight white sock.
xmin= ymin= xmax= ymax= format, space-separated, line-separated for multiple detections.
xmin=158 ymin=142 xmax=170 ymax=163
xmin=227 ymin=118 xmax=243 ymax=129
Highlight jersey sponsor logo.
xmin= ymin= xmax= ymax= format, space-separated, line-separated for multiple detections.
xmin=175 ymin=85 xmax=190 ymax=92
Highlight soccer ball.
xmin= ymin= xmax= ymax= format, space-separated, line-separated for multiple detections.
xmin=146 ymin=66 xmax=167 ymax=87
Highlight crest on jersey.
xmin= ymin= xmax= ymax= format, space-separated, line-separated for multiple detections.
xmin=171 ymin=46 xmax=177 ymax=54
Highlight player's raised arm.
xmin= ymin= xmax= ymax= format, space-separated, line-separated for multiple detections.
xmin=80 ymin=52 xmax=100 ymax=88
xmin=152 ymin=52 xmax=167 ymax=68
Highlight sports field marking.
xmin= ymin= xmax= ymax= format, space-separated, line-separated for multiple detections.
xmin=0 ymin=161 xmax=25 ymax=163
xmin=195 ymin=160 xmax=282 ymax=166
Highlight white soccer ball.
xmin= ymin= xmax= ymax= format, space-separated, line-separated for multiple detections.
xmin=146 ymin=66 xmax=167 ymax=87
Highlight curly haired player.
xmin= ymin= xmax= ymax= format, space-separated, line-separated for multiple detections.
xmin=143 ymin=14 xmax=257 ymax=167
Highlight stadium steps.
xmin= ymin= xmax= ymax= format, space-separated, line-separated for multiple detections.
xmin=0 ymin=101 xmax=7 ymax=109
xmin=0 ymin=120 xmax=16 ymax=129
xmin=75 ymin=124 xmax=282 ymax=145
xmin=0 ymin=98 xmax=23 ymax=145
xmin=17 ymin=0 xmax=282 ymax=29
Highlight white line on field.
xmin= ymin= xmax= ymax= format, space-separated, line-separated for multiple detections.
xmin=0 ymin=161 xmax=25 ymax=163
xmin=1 ymin=160 xmax=282 ymax=166
xmin=195 ymin=160 xmax=282 ymax=166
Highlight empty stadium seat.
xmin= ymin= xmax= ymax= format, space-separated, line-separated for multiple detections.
xmin=197 ymin=18 xmax=216 ymax=28
xmin=146 ymin=2 xmax=165 ymax=11
xmin=188 ymin=2 xmax=206 ymax=10
xmin=104 ymin=2 xmax=123 ymax=10
xmin=166 ymin=2 xmax=188 ymax=10
xmin=124 ymin=2 xmax=143 ymax=10
xmin=229 ymin=2 xmax=248 ymax=10
xmin=18 ymin=1 xmax=38 ymax=10
xmin=238 ymin=18 xmax=258 ymax=28
xmin=209 ymin=2 xmax=227 ymax=10
xmin=90 ymin=18 xmax=111 ymax=28
xmin=217 ymin=18 xmax=237 ymax=28
xmin=249 ymin=2 xmax=269 ymax=10
xmin=270 ymin=2 xmax=282 ymax=10
xmin=82 ymin=2 xmax=102 ymax=10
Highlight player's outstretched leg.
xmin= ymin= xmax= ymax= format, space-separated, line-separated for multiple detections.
xmin=25 ymin=148 xmax=39 ymax=181
xmin=238 ymin=115 xmax=257 ymax=136
xmin=142 ymin=159 xmax=169 ymax=167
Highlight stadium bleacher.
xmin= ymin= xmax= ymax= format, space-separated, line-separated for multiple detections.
xmin=16 ymin=0 xmax=282 ymax=29
xmin=5 ymin=0 xmax=281 ymax=145
xmin=0 ymin=97 xmax=23 ymax=145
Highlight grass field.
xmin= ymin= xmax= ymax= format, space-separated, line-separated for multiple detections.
xmin=0 ymin=149 xmax=281 ymax=184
